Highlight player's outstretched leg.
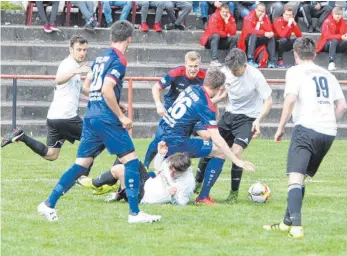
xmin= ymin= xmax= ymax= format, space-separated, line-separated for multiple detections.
xmin=38 ymin=163 xmax=89 ymax=221
xmin=1 ymin=128 xmax=24 ymax=148
xmin=196 ymin=157 xmax=225 ymax=205
xmin=143 ymin=139 xmax=158 ymax=168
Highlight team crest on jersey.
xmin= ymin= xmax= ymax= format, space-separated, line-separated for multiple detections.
xmin=111 ymin=69 xmax=121 ymax=78
xmin=161 ymin=77 xmax=166 ymax=84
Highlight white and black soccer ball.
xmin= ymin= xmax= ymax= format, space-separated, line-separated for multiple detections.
xmin=248 ymin=182 xmax=271 ymax=203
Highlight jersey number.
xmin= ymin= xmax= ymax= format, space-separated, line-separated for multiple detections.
xmin=313 ymin=76 xmax=329 ymax=98
xmin=90 ymin=63 xmax=104 ymax=92
xmin=169 ymin=96 xmax=192 ymax=119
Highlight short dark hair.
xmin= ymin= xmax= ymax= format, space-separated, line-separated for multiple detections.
xmin=293 ymin=37 xmax=316 ymax=60
xmin=225 ymin=48 xmax=247 ymax=70
xmin=283 ymin=6 xmax=294 ymax=13
xmin=168 ymin=153 xmax=191 ymax=173
xmin=70 ymin=35 xmax=88 ymax=48
xmin=203 ymin=68 xmax=226 ymax=90
xmin=110 ymin=20 xmax=134 ymax=43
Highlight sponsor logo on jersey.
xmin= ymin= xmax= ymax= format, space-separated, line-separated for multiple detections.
xmin=111 ymin=69 xmax=121 ymax=78
xmin=161 ymin=77 xmax=166 ymax=84
xmin=209 ymin=120 xmax=217 ymax=126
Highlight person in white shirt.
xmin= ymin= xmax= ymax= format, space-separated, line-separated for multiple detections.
xmin=263 ymin=37 xmax=347 ymax=239
xmin=195 ymin=48 xmax=272 ymax=203
xmin=100 ymin=141 xmax=195 ymax=206
xmin=1 ymin=36 xmax=91 ymax=162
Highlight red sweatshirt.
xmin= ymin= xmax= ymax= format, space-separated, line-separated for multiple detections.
xmin=200 ymin=9 xmax=236 ymax=46
xmin=237 ymin=9 xmax=273 ymax=51
xmin=273 ymin=16 xmax=302 ymax=38
xmin=316 ymin=14 xmax=345 ymax=52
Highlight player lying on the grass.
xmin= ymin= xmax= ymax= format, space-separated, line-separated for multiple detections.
xmin=194 ymin=48 xmax=273 ymax=204
xmin=143 ymin=51 xmax=225 ymax=168
xmin=37 ymin=20 xmax=161 ymax=224
xmin=1 ymin=36 xmax=91 ymax=162
xmin=150 ymin=68 xmax=256 ymax=205
xmin=263 ymin=36 xmax=347 ymax=239
xmin=79 ymin=141 xmax=195 ymax=205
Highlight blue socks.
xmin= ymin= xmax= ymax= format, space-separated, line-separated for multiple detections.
xmin=124 ymin=159 xmax=140 ymax=215
xmin=143 ymin=139 xmax=158 ymax=168
xmin=46 ymin=164 xmax=88 ymax=208
xmin=198 ymin=157 xmax=225 ymax=199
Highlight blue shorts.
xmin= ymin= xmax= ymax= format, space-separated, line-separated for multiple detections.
xmin=77 ymin=118 xmax=135 ymax=158
xmin=192 ymin=122 xmax=206 ymax=135
xmin=166 ymin=138 xmax=213 ymax=158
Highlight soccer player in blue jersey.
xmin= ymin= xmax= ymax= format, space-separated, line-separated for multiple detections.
xmin=37 ymin=20 xmax=161 ymax=224
xmin=144 ymin=51 xmax=223 ymax=168
xmin=154 ymin=68 xmax=256 ymax=205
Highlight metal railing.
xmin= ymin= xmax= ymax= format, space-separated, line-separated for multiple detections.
xmin=1 ymin=74 xmax=347 ymax=136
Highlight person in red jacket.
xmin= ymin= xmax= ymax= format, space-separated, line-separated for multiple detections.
xmin=200 ymin=4 xmax=237 ymax=67
xmin=238 ymin=3 xmax=276 ymax=68
xmin=316 ymin=6 xmax=347 ymax=71
xmin=273 ymin=6 xmax=302 ymax=68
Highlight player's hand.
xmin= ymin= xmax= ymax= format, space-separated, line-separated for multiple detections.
xmin=288 ymin=17 xmax=294 ymax=26
xmin=258 ymin=13 xmax=265 ymax=21
xmin=314 ymin=2 xmax=321 ymax=10
xmin=120 ymin=115 xmax=133 ymax=130
xmin=264 ymin=31 xmax=274 ymax=38
xmin=156 ymin=105 xmax=167 ymax=116
xmin=157 ymin=141 xmax=168 ymax=155
xmin=251 ymin=119 xmax=261 ymax=139
xmin=168 ymin=186 xmax=177 ymax=195
xmin=119 ymin=103 xmax=128 ymax=115
xmin=75 ymin=65 xmax=91 ymax=74
xmin=342 ymin=34 xmax=347 ymax=41
xmin=274 ymin=127 xmax=284 ymax=142
xmin=234 ymin=160 xmax=256 ymax=172
xmin=223 ymin=13 xmax=231 ymax=23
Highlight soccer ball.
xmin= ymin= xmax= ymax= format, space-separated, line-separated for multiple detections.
xmin=248 ymin=182 xmax=271 ymax=203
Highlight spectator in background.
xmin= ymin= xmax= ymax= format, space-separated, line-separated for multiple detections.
xmin=147 ymin=2 xmax=168 ymax=32
xmin=71 ymin=1 xmax=96 ymax=32
xmin=238 ymin=3 xmax=276 ymax=68
xmin=299 ymin=1 xmax=333 ymax=32
xmin=265 ymin=1 xmax=285 ymax=22
xmin=193 ymin=1 xmax=200 ymax=13
xmin=136 ymin=1 xmax=150 ymax=32
xmin=316 ymin=6 xmax=347 ymax=71
xmin=235 ymin=1 xmax=256 ymax=19
xmin=36 ymin=1 xmax=59 ymax=33
xmin=200 ymin=4 xmax=237 ymax=66
xmin=164 ymin=1 xmax=192 ymax=30
xmin=102 ymin=1 xmax=132 ymax=27
xmin=200 ymin=1 xmax=235 ymax=28
xmin=273 ymin=6 xmax=302 ymax=68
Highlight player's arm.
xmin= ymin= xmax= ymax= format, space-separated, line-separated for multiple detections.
xmin=81 ymin=71 xmax=93 ymax=96
xmin=274 ymin=94 xmax=297 ymax=142
xmin=152 ymin=82 xmax=166 ymax=116
xmin=208 ymin=127 xmax=255 ymax=171
xmin=334 ymin=99 xmax=347 ymax=120
xmin=252 ymin=95 xmax=273 ymax=138
xmin=55 ymin=65 xmax=91 ymax=85
xmin=102 ymin=77 xmax=132 ymax=129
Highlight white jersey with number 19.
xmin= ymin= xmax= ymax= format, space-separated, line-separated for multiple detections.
xmin=284 ymin=62 xmax=345 ymax=136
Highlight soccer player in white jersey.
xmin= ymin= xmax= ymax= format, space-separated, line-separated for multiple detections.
xmin=82 ymin=141 xmax=195 ymax=205
xmin=195 ymin=48 xmax=272 ymax=203
xmin=263 ymin=37 xmax=347 ymax=239
xmin=1 ymin=36 xmax=91 ymax=162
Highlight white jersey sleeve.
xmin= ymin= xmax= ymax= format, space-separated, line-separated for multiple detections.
xmin=284 ymin=67 xmax=300 ymax=97
xmin=331 ymin=76 xmax=345 ymax=102
xmin=255 ymin=69 xmax=272 ymax=100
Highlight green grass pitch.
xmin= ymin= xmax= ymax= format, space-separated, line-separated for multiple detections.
xmin=1 ymin=139 xmax=347 ymax=256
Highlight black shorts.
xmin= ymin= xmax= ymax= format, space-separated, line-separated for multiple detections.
xmin=218 ymin=112 xmax=256 ymax=149
xmin=46 ymin=116 xmax=83 ymax=148
xmin=287 ymin=125 xmax=335 ymax=177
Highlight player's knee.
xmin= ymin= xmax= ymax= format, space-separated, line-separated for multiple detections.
xmin=288 ymin=172 xmax=305 ymax=186
xmin=197 ymin=131 xmax=211 ymax=140
xmin=75 ymin=157 xmax=94 ymax=168
xmin=111 ymin=164 xmax=125 ymax=179
xmin=44 ymin=148 xmax=60 ymax=161
xmin=119 ymin=151 xmax=137 ymax=164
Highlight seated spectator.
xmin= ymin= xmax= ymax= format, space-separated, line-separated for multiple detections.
xmin=164 ymin=1 xmax=192 ymax=30
xmin=71 ymin=1 xmax=96 ymax=32
xmin=235 ymin=1 xmax=256 ymax=18
xmin=36 ymin=1 xmax=59 ymax=33
xmin=238 ymin=3 xmax=276 ymax=68
xmin=299 ymin=1 xmax=333 ymax=32
xmin=273 ymin=6 xmax=302 ymax=68
xmin=144 ymin=2 xmax=167 ymax=32
xmin=200 ymin=4 xmax=237 ymax=66
xmin=192 ymin=1 xmax=200 ymax=13
xmin=200 ymin=1 xmax=235 ymax=28
xmin=102 ymin=1 xmax=132 ymax=27
xmin=316 ymin=6 xmax=347 ymax=71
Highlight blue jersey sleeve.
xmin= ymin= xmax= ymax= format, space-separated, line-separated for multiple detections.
xmin=197 ymin=102 xmax=217 ymax=129
xmin=158 ymin=73 xmax=174 ymax=89
xmin=105 ymin=60 xmax=125 ymax=85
